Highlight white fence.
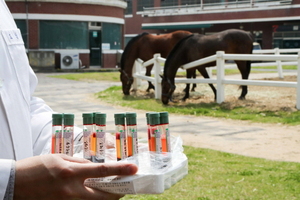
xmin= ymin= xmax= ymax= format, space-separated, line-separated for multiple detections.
xmin=132 ymin=49 xmax=300 ymax=109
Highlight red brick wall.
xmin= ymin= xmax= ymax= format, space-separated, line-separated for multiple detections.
xmin=102 ymin=53 xmax=117 ymax=68
xmin=7 ymin=2 xmax=124 ymax=18
xmin=28 ymin=20 xmax=39 ymax=49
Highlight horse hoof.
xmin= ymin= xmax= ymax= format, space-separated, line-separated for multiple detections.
xmin=238 ymin=96 xmax=246 ymax=100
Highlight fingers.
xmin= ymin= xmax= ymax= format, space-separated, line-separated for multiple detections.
xmin=57 ymin=154 xmax=92 ymax=164
xmin=74 ymin=162 xmax=138 ymax=179
xmin=81 ymin=186 xmax=125 ymax=200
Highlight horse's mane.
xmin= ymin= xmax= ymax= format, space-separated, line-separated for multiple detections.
xmin=120 ymin=32 xmax=149 ymax=70
xmin=164 ymin=34 xmax=194 ymax=76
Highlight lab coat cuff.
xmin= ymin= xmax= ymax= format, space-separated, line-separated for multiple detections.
xmin=0 ymin=159 xmax=14 ymax=200
xmin=4 ymin=160 xmax=15 ymax=200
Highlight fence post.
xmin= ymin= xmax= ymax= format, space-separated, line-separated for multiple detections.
xmin=132 ymin=60 xmax=137 ymax=90
xmin=296 ymin=52 xmax=300 ymax=110
xmin=275 ymin=48 xmax=284 ymax=79
xmin=216 ymin=51 xmax=225 ymax=103
xmin=132 ymin=60 xmax=141 ymax=90
xmin=153 ymin=53 xmax=162 ymax=99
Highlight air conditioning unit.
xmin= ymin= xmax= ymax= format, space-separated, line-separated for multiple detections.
xmin=60 ymin=52 xmax=79 ymax=69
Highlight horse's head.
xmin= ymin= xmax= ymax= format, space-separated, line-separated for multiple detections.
xmin=161 ymin=75 xmax=176 ymax=105
xmin=120 ymin=69 xmax=133 ymax=95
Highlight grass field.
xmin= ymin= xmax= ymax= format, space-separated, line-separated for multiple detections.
xmin=51 ymin=71 xmax=300 ymax=199
xmin=51 ymin=70 xmax=300 ymax=126
xmin=122 ymin=146 xmax=300 ymax=200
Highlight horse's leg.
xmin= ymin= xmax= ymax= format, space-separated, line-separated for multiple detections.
xmin=183 ymin=69 xmax=193 ymax=93
xmin=191 ymin=70 xmax=197 ymax=92
xmin=146 ymin=64 xmax=155 ymax=92
xmin=198 ymin=67 xmax=217 ymax=100
xmin=236 ymin=60 xmax=251 ymax=100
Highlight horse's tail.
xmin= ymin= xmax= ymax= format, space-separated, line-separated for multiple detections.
xmin=120 ymin=32 xmax=149 ymax=70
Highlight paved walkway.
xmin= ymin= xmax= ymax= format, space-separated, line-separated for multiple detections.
xmin=34 ymin=72 xmax=300 ymax=163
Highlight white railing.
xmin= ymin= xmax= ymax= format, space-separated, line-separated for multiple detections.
xmin=207 ymin=48 xmax=300 ymax=78
xmin=132 ymin=50 xmax=300 ymax=109
xmin=143 ymin=0 xmax=292 ymax=16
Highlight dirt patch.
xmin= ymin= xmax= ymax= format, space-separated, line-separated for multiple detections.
xmin=132 ymin=75 xmax=298 ymax=112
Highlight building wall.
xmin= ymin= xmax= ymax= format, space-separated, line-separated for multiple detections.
xmin=6 ymin=0 xmax=126 ymax=68
xmin=125 ymin=1 xmax=300 ymax=49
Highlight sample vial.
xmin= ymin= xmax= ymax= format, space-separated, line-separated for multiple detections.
xmin=82 ymin=113 xmax=93 ymax=161
xmin=114 ymin=113 xmax=127 ymax=161
xmin=91 ymin=112 xmax=101 ymax=161
xmin=126 ymin=112 xmax=138 ymax=157
xmin=160 ymin=112 xmax=171 ymax=152
xmin=63 ymin=113 xmax=74 ymax=156
xmin=51 ymin=113 xmax=63 ymax=154
xmin=148 ymin=112 xmax=162 ymax=153
xmin=95 ymin=113 xmax=106 ymax=163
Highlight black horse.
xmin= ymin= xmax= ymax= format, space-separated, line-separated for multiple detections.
xmin=119 ymin=30 xmax=193 ymax=95
xmin=161 ymin=29 xmax=254 ymax=105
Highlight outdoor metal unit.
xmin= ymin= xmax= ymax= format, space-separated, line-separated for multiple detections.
xmin=60 ymin=52 xmax=79 ymax=69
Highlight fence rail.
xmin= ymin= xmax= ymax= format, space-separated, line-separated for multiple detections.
xmin=143 ymin=0 xmax=292 ymax=16
xmin=132 ymin=48 xmax=300 ymax=109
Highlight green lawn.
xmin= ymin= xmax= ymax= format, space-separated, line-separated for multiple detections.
xmin=123 ymin=146 xmax=300 ymax=200
xmin=51 ymin=71 xmax=300 ymax=125
xmin=50 ymin=72 xmax=300 ymax=199
xmin=96 ymin=85 xmax=300 ymax=126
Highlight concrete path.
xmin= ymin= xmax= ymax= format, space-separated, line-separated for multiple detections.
xmin=33 ymin=72 xmax=300 ymax=163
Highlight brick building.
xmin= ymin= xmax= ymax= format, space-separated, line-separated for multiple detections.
xmin=124 ymin=0 xmax=300 ymax=49
xmin=6 ymin=0 xmax=300 ymax=69
xmin=6 ymin=0 xmax=126 ymax=68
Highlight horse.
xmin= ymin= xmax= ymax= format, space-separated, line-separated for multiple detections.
xmin=161 ymin=29 xmax=254 ymax=105
xmin=119 ymin=30 xmax=193 ymax=95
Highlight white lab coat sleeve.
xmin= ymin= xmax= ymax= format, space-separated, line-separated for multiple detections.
xmin=30 ymin=95 xmax=83 ymax=155
xmin=30 ymin=96 xmax=54 ymax=156
xmin=0 ymin=159 xmax=13 ymax=200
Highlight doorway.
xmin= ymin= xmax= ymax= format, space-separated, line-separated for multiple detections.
xmin=89 ymin=30 xmax=102 ymax=66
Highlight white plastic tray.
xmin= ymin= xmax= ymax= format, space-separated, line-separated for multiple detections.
xmin=83 ymin=136 xmax=188 ymax=194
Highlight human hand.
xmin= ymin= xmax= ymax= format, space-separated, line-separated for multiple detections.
xmin=14 ymin=154 xmax=138 ymax=200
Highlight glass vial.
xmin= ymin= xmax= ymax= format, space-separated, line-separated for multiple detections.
xmin=160 ymin=112 xmax=171 ymax=152
xmin=82 ymin=113 xmax=93 ymax=161
xmin=146 ymin=112 xmax=151 ymax=151
xmin=91 ymin=112 xmax=100 ymax=161
xmin=126 ymin=112 xmax=138 ymax=157
xmin=148 ymin=112 xmax=162 ymax=153
xmin=63 ymin=113 xmax=74 ymax=156
xmin=51 ymin=113 xmax=63 ymax=154
xmin=114 ymin=113 xmax=127 ymax=161
xmin=95 ymin=113 xmax=106 ymax=163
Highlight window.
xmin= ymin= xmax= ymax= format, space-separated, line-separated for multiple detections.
xmin=40 ymin=21 xmax=88 ymax=49
xmin=181 ymin=0 xmax=201 ymax=5
xmin=161 ymin=0 xmax=179 ymax=7
xmin=15 ymin=20 xmax=27 ymax=48
xmin=137 ymin=0 xmax=154 ymax=11
xmin=102 ymin=23 xmax=122 ymax=49
xmin=125 ymin=0 xmax=133 ymax=14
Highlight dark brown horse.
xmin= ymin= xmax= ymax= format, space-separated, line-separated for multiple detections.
xmin=119 ymin=30 xmax=192 ymax=95
xmin=161 ymin=29 xmax=254 ymax=105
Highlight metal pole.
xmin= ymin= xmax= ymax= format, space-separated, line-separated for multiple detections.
xmin=25 ymin=0 xmax=29 ymax=49
xmin=296 ymin=51 xmax=300 ymax=110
